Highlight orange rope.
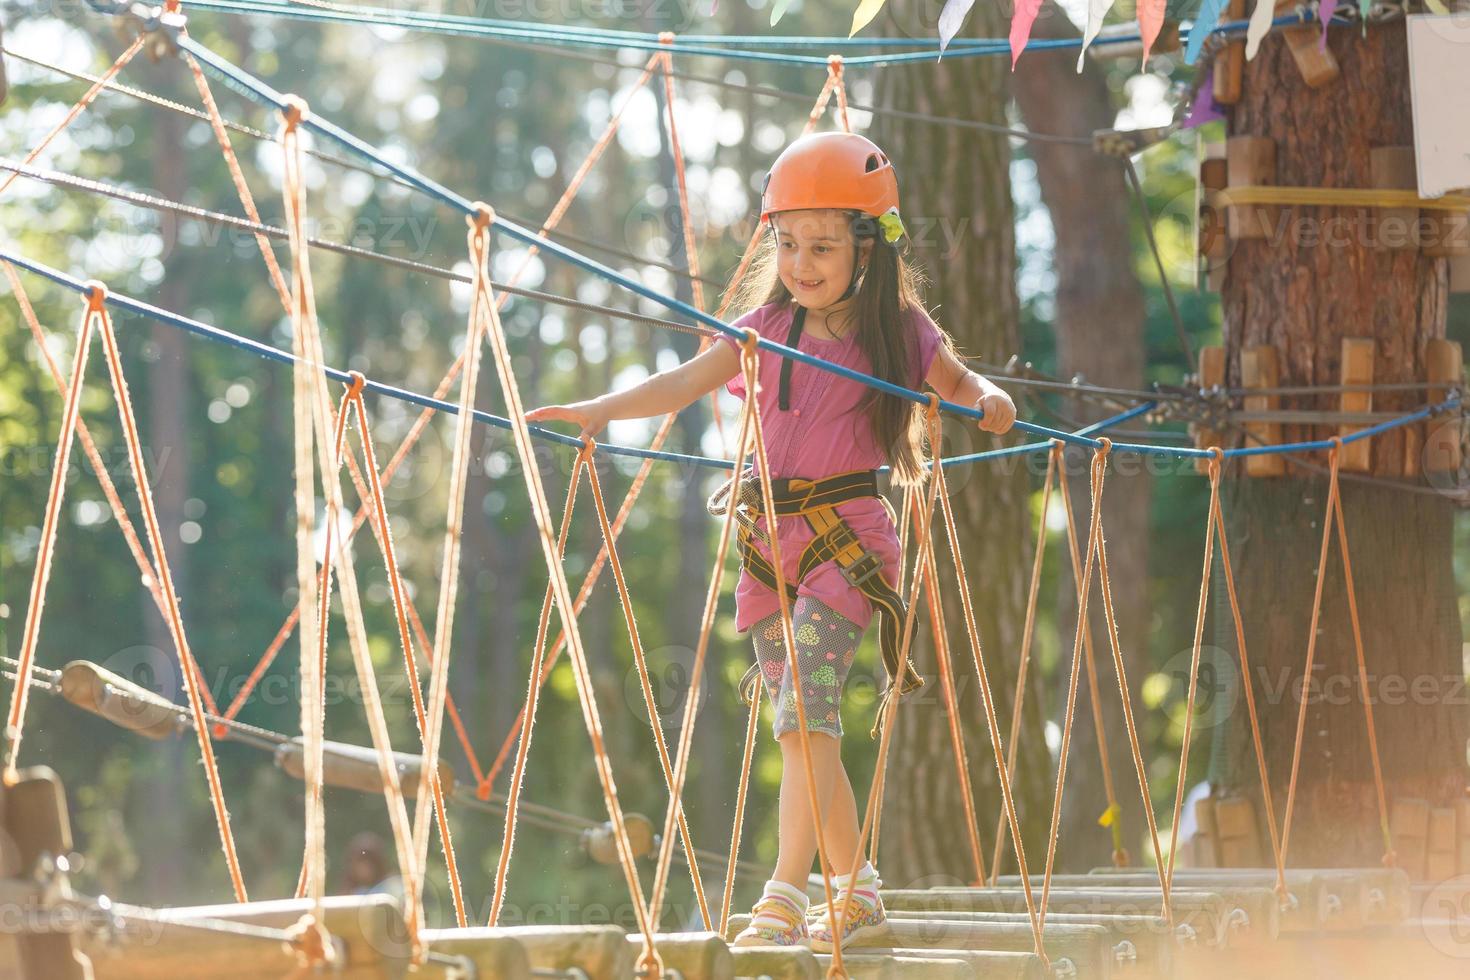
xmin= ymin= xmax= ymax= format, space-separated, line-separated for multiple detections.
xmin=1164 ymin=451 xmax=1222 ymax=897
xmin=869 ymin=484 xmax=917 ymax=864
xmin=281 ymin=100 xmax=421 ymax=952
xmin=1209 ymin=451 xmax=1288 ymax=896
xmin=915 ymin=483 xmax=987 ymax=885
xmin=94 ymin=283 xmax=252 ymax=901
xmin=1089 ymin=441 xmax=1173 ymax=927
xmin=0 ymin=37 xmax=145 ymax=200
xmin=741 ymin=328 xmax=845 ymax=977
xmin=3 ymin=264 xmax=221 ymax=716
xmin=827 ymin=56 xmax=852 ymax=133
xmin=930 ymin=413 xmax=1047 ymax=966
xmin=488 ymin=446 xmax=589 ymax=926
xmin=588 ymin=448 xmax=713 ymax=931
xmin=827 ymin=405 xmax=947 ymax=980
xmin=1057 ymin=448 xmax=1126 ymax=868
xmin=1279 ymin=440 xmax=1394 ymax=867
xmin=3 ymin=290 xmax=99 ymax=782
xmin=720 ymin=683 xmax=763 ymax=936
xmin=1038 ymin=445 xmax=1109 ymax=933
xmin=463 ymin=207 xmax=662 ymax=974
xmin=989 ymin=442 xmax=1060 ymax=883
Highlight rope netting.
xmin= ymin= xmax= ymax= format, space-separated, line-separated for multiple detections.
xmin=0 ymin=11 xmax=1461 ymax=974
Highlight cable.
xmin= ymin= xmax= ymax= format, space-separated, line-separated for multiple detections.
xmin=1122 ymin=156 xmax=1195 ymax=375
xmin=0 ymin=158 xmax=718 ymax=338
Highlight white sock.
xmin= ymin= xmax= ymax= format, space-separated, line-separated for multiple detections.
xmin=832 ymin=860 xmax=879 ymax=892
xmin=750 ymin=879 xmax=808 ymax=929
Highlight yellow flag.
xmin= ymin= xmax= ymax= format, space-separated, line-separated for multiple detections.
xmin=850 ymin=0 xmax=888 ymax=37
xmin=1098 ymin=803 xmax=1121 ymax=828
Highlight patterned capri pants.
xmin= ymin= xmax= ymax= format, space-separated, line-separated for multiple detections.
xmin=750 ymin=597 xmax=862 ymax=740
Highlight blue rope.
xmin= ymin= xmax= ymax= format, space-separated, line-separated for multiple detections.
xmin=0 ymin=250 xmax=1177 ymax=475
xmin=157 ymin=34 xmax=1463 ymax=461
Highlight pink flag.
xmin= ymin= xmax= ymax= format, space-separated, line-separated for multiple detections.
xmin=1318 ymin=0 xmax=1336 ymax=50
xmin=1138 ymin=0 xmax=1167 ymax=65
xmin=1010 ymin=0 xmax=1044 ymax=68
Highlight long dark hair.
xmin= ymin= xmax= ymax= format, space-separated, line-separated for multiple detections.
xmin=722 ymin=212 xmax=954 ymax=487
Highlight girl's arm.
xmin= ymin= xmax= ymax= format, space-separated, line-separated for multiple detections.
xmin=524 ymin=340 xmax=742 ymax=441
xmin=925 ymin=345 xmax=1016 ymax=434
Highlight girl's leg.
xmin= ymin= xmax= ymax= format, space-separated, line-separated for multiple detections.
xmin=774 ymin=730 xmax=860 ymax=888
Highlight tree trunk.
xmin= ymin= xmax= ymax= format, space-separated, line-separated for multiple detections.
xmin=873 ymin=8 xmax=1052 ymax=886
xmin=1211 ymin=21 xmax=1467 ymax=870
xmin=1012 ymin=20 xmax=1153 ymax=872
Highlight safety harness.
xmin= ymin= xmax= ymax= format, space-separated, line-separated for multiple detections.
xmin=707 ymin=467 xmax=925 ymax=724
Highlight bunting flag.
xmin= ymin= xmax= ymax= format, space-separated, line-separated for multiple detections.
xmin=849 ymin=0 xmax=887 ymax=37
xmin=1244 ymin=0 xmax=1275 ymax=60
xmin=1182 ymin=73 xmax=1224 ymax=129
xmin=1078 ymin=0 xmax=1116 ymax=71
xmin=1138 ymin=0 xmax=1167 ymax=65
xmin=1184 ymin=0 xmax=1227 ymax=64
xmin=938 ymin=0 xmax=977 ymax=55
xmin=1317 ymin=0 xmax=1336 ymax=49
xmin=770 ymin=0 xmax=791 ymax=26
xmin=1010 ymin=0 xmax=1044 ymax=67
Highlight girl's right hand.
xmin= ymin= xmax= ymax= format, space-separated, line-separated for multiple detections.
xmin=524 ymin=399 xmax=610 ymax=442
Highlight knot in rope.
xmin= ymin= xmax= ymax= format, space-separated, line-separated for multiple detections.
xmin=1381 ymin=849 xmax=1398 ymax=868
xmin=658 ymin=30 xmax=675 ymax=45
xmin=468 ymin=201 xmax=495 ymax=230
xmin=283 ymin=913 xmax=337 ymax=969
xmin=581 ymin=434 xmax=598 ymax=457
xmin=83 ymin=279 xmax=108 ymax=312
xmin=346 ymin=370 xmax=366 ymax=398
xmin=634 ymin=945 xmax=665 ymax=980
xmin=1094 ymin=436 xmax=1113 ymax=457
xmin=740 ymin=326 xmax=760 ymax=355
xmin=827 ymin=53 xmax=844 ymax=78
xmin=924 ymin=390 xmax=941 ymax=421
xmin=279 ymin=95 xmax=308 ymax=131
xmin=1207 ymin=445 xmax=1223 ymax=480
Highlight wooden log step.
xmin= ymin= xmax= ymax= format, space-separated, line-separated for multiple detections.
xmin=729 ymin=945 xmax=821 ymax=979
xmin=1002 ymin=872 xmax=1317 ymax=934
xmin=884 ymin=909 xmax=1178 ymax=974
xmin=887 ymin=947 xmax=1047 ymax=979
xmin=881 ymin=887 xmax=1254 ymax=943
xmin=443 ymin=924 xmax=633 ymax=977
xmin=1091 ymin=867 xmax=1411 ymax=927
xmin=80 ymin=894 xmax=414 ymax=980
xmin=620 ymin=932 xmax=733 ymax=980
xmin=814 ymin=951 xmax=974 ymax=979
xmin=727 ymin=915 xmax=1109 ymax=979
xmin=418 ymin=926 xmax=542 ymax=979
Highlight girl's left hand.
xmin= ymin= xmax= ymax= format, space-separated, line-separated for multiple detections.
xmin=976 ymin=389 xmax=1016 ymax=435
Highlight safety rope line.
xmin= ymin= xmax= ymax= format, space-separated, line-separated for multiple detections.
xmin=720 ymin=681 xmax=764 ymax=936
xmin=1213 ymin=185 xmax=1470 ymax=211
xmin=1277 ymin=440 xmax=1395 ymax=868
xmin=2 ymin=263 xmax=222 ymax=718
xmin=0 ymin=35 xmax=145 ymax=200
xmin=480 ymin=61 xmax=854 ymax=800
xmin=916 ymin=473 xmax=987 ymax=884
xmin=280 ymin=97 xmax=423 ymax=954
xmin=741 ymin=326 xmax=845 ymax=977
xmin=1208 ymin=456 xmax=1289 ymax=899
xmin=191 ymin=48 xmax=466 ymax=919
xmin=645 ymin=333 xmax=758 ymax=948
xmin=487 ymin=444 xmax=589 ymax=925
xmin=1037 ymin=444 xmax=1110 ymax=933
xmin=1057 ymin=451 xmax=1126 ymax=868
xmin=5 ymin=280 xmax=254 ymax=904
xmin=988 ymin=443 xmax=1059 ymax=884
xmin=455 ymin=202 xmax=663 ymax=973
xmin=1163 ymin=449 xmax=1222 ymax=899
xmin=1090 ymin=441 xmax=1174 ymax=927
xmin=207 ymin=49 xmax=663 ymax=800
xmin=929 ymin=413 xmax=1046 ymax=966
xmin=584 ymin=448 xmax=714 ymax=933
xmin=825 ymin=403 xmax=947 ymax=980
xmin=353 ymin=380 xmax=471 ymax=920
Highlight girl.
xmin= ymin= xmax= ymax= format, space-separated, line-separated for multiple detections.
xmin=525 ymin=132 xmax=1015 ymax=950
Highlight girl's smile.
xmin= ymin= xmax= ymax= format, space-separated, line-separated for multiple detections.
xmin=772 ymin=209 xmax=872 ymax=316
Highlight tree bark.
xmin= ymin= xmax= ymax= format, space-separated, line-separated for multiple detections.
xmin=1012 ymin=17 xmax=1153 ymax=873
xmin=873 ymin=7 xmax=1052 ymax=885
xmin=1211 ymin=21 xmax=1467 ymax=869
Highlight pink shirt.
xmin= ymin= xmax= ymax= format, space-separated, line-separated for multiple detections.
xmin=716 ymin=300 xmax=945 ymax=633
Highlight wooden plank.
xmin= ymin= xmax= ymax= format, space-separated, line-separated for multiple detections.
xmin=1427 ymin=807 xmax=1458 ymax=882
xmin=1213 ymin=0 xmax=1247 ymax=104
xmin=1240 ymin=347 xmax=1287 ymax=476
xmin=1192 ymin=346 xmax=1227 ymax=474
xmin=1227 ymin=137 xmax=1277 ymax=240
xmin=1281 ymin=24 xmax=1340 ymax=88
xmin=1424 ymin=339 xmax=1464 ymax=477
xmin=1370 ymin=147 xmax=1419 ymax=249
xmin=1338 ymin=338 xmax=1376 ymax=472
xmin=1391 ymin=798 xmax=1432 ymax=879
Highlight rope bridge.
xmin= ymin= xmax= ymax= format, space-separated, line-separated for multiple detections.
xmin=0 ymin=7 xmax=1465 ymax=979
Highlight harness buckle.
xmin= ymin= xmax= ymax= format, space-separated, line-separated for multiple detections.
xmin=840 ymin=550 xmax=885 ymax=589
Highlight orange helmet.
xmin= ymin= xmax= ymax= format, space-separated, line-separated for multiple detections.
xmin=760 ymin=132 xmax=900 ymax=224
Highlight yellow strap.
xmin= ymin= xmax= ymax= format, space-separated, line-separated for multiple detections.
xmin=1211 ymin=186 xmax=1470 ymax=212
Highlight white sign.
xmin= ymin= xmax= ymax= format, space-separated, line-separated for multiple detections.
xmin=1407 ymin=14 xmax=1470 ymax=198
